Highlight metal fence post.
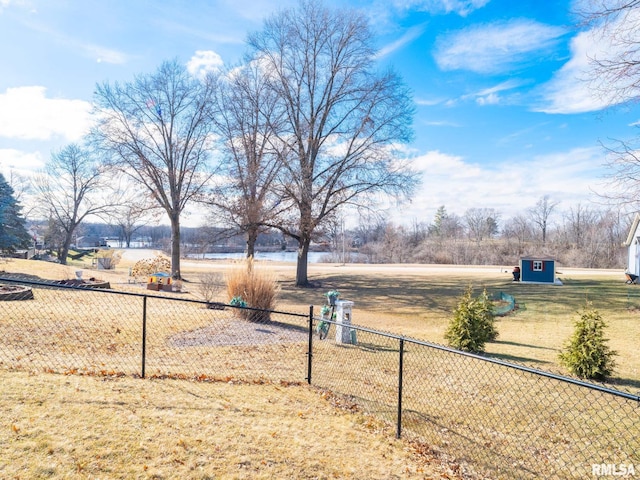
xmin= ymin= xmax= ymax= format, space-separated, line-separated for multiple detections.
xmin=141 ymin=296 xmax=147 ymax=378
xmin=396 ymin=337 xmax=405 ymax=439
xmin=306 ymin=305 xmax=314 ymax=384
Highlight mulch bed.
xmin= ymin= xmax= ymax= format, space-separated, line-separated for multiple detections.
xmin=168 ymin=319 xmax=307 ymax=347
xmin=0 ymin=285 xmax=34 ymax=301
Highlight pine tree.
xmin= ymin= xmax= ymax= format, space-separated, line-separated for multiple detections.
xmin=559 ymin=302 xmax=617 ymax=380
xmin=0 ymin=173 xmax=31 ymax=253
xmin=445 ymin=286 xmax=497 ymax=353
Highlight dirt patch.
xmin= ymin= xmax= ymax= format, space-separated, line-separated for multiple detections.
xmin=169 ymin=319 xmax=307 ymax=347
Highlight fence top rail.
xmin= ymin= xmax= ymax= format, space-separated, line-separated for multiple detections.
xmin=0 ymin=276 xmax=309 ymax=318
xmin=315 ymin=316 xmax=640 ymax=403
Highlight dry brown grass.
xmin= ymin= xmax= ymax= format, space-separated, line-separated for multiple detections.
xmin=2 ymin=254 xmax=639 ymax=478
xmin=0 ymin=370 xmax=459 ymax=479
xmin=2 ymin=255 xmax=639 ymax=387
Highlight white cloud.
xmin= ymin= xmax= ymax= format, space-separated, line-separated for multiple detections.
xmin=376 ymin=23 xmax=427 ymax=59
xmin=469 ymin=79 xmax=522 ymax=105
xmin=434 ymin=20 xmax=566 ymax=74
xmin=440 ymin=79 xmax=523 ymax=107
xmin=415 ymin=97 xmax=445 ymax=106
xmin=391 ymin=0 xmax=490 ymax=17
xmin=476 ymin=93 xmax=500 ymax=105
xmin=87 ymin=44 xmax=128 ymax=64
xmin=423 ymin=120 xmax=460 ymax=127
xmin=391 ymin=146 xmax=605 ymax=223
xmin=187 ymin=50 xmax=224 ymax=79
xmin=535 ymin=14 xmax=640 ymax=114
xmin=0 ymin=86 xmax=92 ymax=141
xmin=0 ymin=149 xmax=45 ymax=177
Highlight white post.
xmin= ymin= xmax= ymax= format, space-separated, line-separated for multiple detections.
xmin=335 ymin=300 xmax=354 ymax=344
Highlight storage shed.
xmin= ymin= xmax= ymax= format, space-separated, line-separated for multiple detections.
xmin=519 ymin=257 xmax=559 ymax=284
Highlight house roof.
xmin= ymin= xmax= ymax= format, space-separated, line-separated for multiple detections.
xmin=520 ymin=256 xmax=555 ymax=261
xmin=624 ymin=213 xmax=640 ymax=247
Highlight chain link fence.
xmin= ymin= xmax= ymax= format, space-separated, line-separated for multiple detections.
xmin=0 ymin=277 xmax=309 ymax=382
xmin=1 ymin=277 xmax=638 ymax=479
xmin=310 ymin=319 xmax=639 ymax=479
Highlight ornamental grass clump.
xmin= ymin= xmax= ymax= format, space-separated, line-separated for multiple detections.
xmin=225 ymin=258 xmax=279 ymax=322
xmin=444 ymin=286 xmax=497 ymax=353
xmin=559 ymin=302 xmax=617 ymax=380
xmin=131 ymin=254 xmax=171 ymax=279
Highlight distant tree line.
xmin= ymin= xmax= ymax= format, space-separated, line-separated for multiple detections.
xmin=347 ymin=201 xmax=627 ymax=269
xmin=25 ymin=192 xmax=627 ymax=270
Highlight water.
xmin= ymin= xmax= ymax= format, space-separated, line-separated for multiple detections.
xmin=191 ymin=251 xmax=330 ymax=263
xmin=106 ymin=240 xmax=151 ymax=248
xmin=107 ymin=239 xmax=339 ymax=263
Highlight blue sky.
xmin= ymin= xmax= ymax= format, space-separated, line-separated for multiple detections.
xmin=1 ymin=0 xmax=638 ymax=227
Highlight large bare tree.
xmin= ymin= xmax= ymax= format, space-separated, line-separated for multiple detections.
xmin=34 ymin=143 xmax=113 ymax=264
xmin=579 ymin=0 xmax=640 ymax=106
xmin=529 ymin=195 xmax=559 ymax=244
xmin=578 ymin=2 xmax=640 ymax=207
xmin=248 ymin=0 xmax=417 ymax=286
xmin=92 ymin=59 xmax=216 ymax=278
xmin=208 ymin=60 xmax=285 ymax=258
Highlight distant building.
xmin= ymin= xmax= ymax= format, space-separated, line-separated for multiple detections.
xmin=623 ymin=213 xmax=640 ymax=276
xmin=76 ymin=236 xmax=108 ymax=249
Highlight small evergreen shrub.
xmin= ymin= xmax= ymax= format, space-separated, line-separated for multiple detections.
xmin=445 ymin=286 xmax=497 ymax=353
xmin=225 ymin=259 xmax=279 ymax=322
xmin=559 ymin=302 xmax=617 ymax=380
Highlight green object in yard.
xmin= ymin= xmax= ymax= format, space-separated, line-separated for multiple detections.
xmin=492 ymin=292 xmax=516 ymax=316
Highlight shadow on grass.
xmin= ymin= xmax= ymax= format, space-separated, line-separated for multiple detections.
xmin=493 ymin=340 xmax=557 ymax=351
xmin=483 ymin=352 xmax=552 ymax=366
xmin=279 ymin=271 xmax=510 ymax=315
xmin=606 ymin=377 xmax=640 ymax=394
xmin=0 ymin=272 xmax=44 ymax=282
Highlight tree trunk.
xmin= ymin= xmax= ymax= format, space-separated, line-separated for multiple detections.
xmin=246 ymin=227 xmax=258 ymax=259
xmin=170 ymin=215 xmax=181 ymax=279
xmin=295 ymin=235 xmax=311 ymax=287
xmin=59 ymin=234 xmax=73 ymax=266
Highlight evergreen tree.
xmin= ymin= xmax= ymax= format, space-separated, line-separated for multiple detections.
xmin=432 ymin=205 xmax=448 ymax=236
xmin=445 ymin=286 xmax=497 ymax=353
xmin=559 ymin=302 xmax=617 ymax=380
xmin=0 ymin=173 xmax=31 ymax=253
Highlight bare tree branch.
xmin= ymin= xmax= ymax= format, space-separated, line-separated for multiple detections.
xmin=91 ymin=59 xmax=217 ymax=278
xmin=33 ymin=143 xmax=118 ymax=264
xmin=248 ymin=0 xmax=417 ymax=286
